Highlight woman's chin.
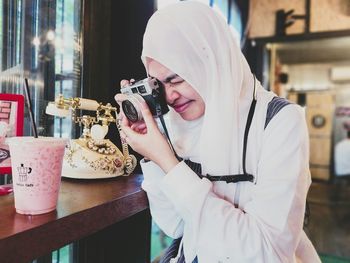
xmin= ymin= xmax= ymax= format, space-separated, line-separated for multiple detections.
xmin=179 ymin=110 xmax=203 ymax=121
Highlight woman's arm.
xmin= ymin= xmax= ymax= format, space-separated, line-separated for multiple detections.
xmin=158 ymin=105 xmax=318 ymax=262
xmin=115 ymin=88 xmax=183 ymax=238
xmin=140 ymin=159 xmax=185 ymax=238
xmin=116 ymin=90 xmax=318 ymax=261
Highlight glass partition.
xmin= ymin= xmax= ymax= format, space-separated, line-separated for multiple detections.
xmin=0 ymin=0 xmax=82 ymax=139
xmin=0 ymin=1 xmax=82 ymax=262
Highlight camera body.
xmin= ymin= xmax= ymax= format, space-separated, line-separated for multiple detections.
xmin=120 ymin=77 xmax=169 ymax=122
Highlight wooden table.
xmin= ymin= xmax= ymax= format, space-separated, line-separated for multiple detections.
xmin=0 ymin=173 xmax=151 ymax=263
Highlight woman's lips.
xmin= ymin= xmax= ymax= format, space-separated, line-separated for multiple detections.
xmin=173 ymin=101 xmax=191 ymax=113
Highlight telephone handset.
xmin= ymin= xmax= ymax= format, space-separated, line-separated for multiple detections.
xmin=46 ymin=94 xmax=136 ymax=179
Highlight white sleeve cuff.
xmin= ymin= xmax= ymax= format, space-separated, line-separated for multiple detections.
xmin=160 ymin=161 xmax=212 ymax=217
xmin=140 ymin=158 xmax=165 ymax=184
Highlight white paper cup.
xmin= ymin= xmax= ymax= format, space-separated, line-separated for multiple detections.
xmin=8 ymin=137 xmax=67 ymax=215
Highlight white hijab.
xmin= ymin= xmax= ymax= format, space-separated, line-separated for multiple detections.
xmin=142 ymin=1 xmax=265 ymax=176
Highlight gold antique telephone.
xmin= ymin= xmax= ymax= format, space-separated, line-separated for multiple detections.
xmin=46 ymin=94 xmax=137 ymax=179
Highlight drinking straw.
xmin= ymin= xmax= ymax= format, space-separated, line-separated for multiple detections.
xmin=24 ymin=78 xmax=38 ymax=138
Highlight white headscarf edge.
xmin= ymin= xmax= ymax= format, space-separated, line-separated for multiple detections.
xmin=141 ymin=1 xmax=270 ymax=175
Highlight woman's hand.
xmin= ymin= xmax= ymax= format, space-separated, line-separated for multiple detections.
xmin=122 ymin=102 xmax=179 ymax=173
xmin=115 ymin=80 xmax=179 ymax=173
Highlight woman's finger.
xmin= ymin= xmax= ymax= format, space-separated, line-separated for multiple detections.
xmin=118 ymin=111 xmax=130 ymax=127
xmin=114 ymin=93 xmax=128 ymax=104
xmin=119 ymin=111 xmax=126 ymax=119
xmin=137 ymin=126 xmax=148 ymax=133
xmin=121 ymin=123 xmax=137 ymax=140
xmin=140 ymin=127 xmax=147 ymax=134
xmin=131 ymin=122 xmax=146 ymax=130
xmin=120 ymin=79 xmax=130 ymax=87
xmin=140 ymin=102 xmax=157 ymax=129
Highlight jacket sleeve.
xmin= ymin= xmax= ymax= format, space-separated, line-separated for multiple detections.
xmin=140 ymin=160 xmax=184 ymax=238
xmin=158 ymin=105 xmax=318 ymax=262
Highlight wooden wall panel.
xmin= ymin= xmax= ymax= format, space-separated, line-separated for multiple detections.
xmin=288 ymin=91 xmax=334 ymax=181
xmin=310 ymin=137 xmax=332 ymax=165
xmin=249 ymin=0 xmax=305 ymax=38
xmin=310 ymin=167 xmax=330 ymax=181
xmin=311 ymin=0 xmax=350 ymax=32
xmin=306 ymin=106 xmax=333 ymax=136
xmin=248 ymin=0 xmax=350 ymax=38
xmin=307 ymin=93 xmax=335 ymax=107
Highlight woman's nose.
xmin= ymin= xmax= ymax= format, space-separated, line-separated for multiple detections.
xmin=165 ymin=84 xmax=180 ymax=105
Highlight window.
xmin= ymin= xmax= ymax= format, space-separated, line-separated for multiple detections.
xmin=0 ymin=0 xmax=82 ymax=139
xmin=210 ymin=0 xmax=242 ymax=44
xmin=156 ymin=0 xmax=243 ymax=45
xmin=157 ymin=0 xmax=210 ymax=10
xmin=228 ymin=1 xmax=242 ymax=42
xmin=0 ymin=0 xmax=82 ymax=261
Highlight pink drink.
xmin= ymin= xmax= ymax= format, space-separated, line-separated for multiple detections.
xmin=8 ymin=137 xmax=67 ymax=215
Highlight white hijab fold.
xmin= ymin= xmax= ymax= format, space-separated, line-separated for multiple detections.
xmin=141 ymin=1 xmax=265 ymax=176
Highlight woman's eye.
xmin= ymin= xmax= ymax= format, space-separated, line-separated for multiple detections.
xmin=170 ymin=78 xmax=184 ymax=84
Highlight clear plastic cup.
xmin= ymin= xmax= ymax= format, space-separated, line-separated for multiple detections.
xmin=7 ymin=137 xmax=67 ymax=215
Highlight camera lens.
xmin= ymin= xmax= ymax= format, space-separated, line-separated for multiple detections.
xmin=122 ymin=100 xmax=139 ymax=122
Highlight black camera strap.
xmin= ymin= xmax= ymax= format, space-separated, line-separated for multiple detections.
xmin=157 ymin=76 xmax=276 ymax=184
xmin=185 ymin=79 xmax=292 ymax=184
xmin=185 ymin=95 xmax=256 ymax=184
xmin=185 ymin=76 xmax=257 ymax=184
xmin=155 ymin=103 xmax=182 ymax=161
xmin=159 ymin=115 xmax=182 ymax=161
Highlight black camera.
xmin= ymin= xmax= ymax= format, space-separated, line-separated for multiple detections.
xmin=120 ymin=77 xmax=169 ymax=122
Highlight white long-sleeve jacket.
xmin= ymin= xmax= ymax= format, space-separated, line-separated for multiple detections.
xmin=141 ymin=104 xmax=321 ymax=263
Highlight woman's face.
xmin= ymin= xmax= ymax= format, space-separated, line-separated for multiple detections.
xmin=148 ymin=59 xmax=205 ymax=121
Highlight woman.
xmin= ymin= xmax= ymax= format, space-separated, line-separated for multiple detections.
xmin=115 ymin=2 xmax=320 ymax=262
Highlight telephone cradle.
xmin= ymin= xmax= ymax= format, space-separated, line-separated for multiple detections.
xmin=46 ymin=94 xmax=137 ymax=179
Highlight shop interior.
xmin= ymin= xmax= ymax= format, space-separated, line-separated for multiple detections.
xmin=0 ymin=0 xmax=350 ymax=262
